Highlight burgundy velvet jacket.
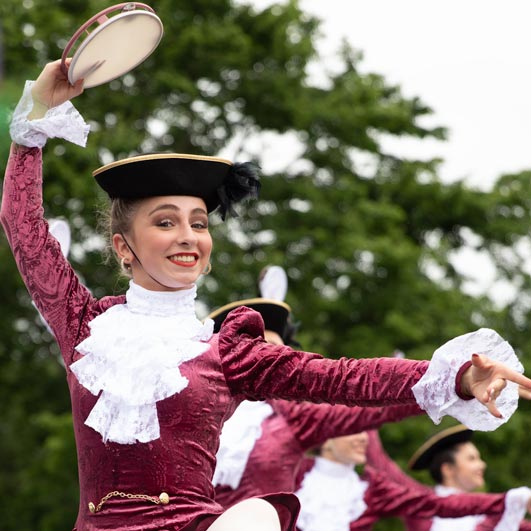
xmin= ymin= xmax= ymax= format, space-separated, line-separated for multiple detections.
xmin=2 ymin=145 xmax=444 ymax=531
xmin=215 ymin=400 xmax=424 ymax=508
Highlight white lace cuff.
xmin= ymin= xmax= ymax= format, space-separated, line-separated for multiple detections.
xmin=412 ymin=328 xmax=522 ymax=431
xmin=494 ymin=487 xmax=531 ymax=531
xmin=10 ymin=80 xmax=90 ymax=148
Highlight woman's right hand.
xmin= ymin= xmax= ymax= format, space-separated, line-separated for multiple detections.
xmin=29 ymin=59 xmax=84 ymax=119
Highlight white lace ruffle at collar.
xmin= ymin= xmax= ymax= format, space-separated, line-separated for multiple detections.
xmin=213 ymin=400 xmax=274 ymax=489
xmin=295 ymin=457 xmax=369 ymax=531
xmin=70 ymin=281 xmax=214 ymax=444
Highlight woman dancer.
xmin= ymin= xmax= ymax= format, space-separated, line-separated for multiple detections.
xmin=405 ymin=425 xmax=531 ymax=530
xmin=3 ymin=59 xmax=531 ymax=531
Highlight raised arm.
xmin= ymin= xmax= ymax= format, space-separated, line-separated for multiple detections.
xmin=365 ymin=430 xmax=432 ymax=494
xmin=1 ymin=61 xmax=95 ymax=362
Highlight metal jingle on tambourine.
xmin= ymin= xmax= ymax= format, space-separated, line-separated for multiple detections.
xmin=61 ymin=2 xmax=163 ymax=89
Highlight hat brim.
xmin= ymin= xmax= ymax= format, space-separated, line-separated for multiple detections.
xmin=93 ymin=154 xmax=233 ymax=212
xmin=208 ymin=298 xmax=291 ymax=339
xmin=408 ymin=424 xmax=473 ymax=471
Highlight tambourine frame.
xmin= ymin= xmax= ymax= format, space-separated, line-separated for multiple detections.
xmin=60 ymin=2 xmax=162 ymax=88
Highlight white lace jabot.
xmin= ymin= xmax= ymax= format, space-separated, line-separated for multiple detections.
xmin=71 ymin=281 xmax=214 ymax=444
xmin=295 ymin=457 xmax=368 ymax=531
xmin=213 ymin=400 xmax=274 ymax=489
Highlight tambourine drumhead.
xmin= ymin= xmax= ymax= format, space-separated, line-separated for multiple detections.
xmin=68 ymin=10 xmax=163 ymax=88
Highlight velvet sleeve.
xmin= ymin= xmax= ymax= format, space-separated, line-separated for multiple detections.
xmin=271 ymin=400 xmax=424 ymax=450
xmin=366 ymin=430 xmax=432 ymax=494
xmin=219 ymin=306 xmax=429 ymax=407
xmin=364 ymin=466 xmax=506 ymax=520
xmin=0 ymin=145 xmax=95 ymax=364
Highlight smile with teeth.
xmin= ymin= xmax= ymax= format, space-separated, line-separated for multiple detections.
xmin=168 ymin=253 xmax=198 ymax=266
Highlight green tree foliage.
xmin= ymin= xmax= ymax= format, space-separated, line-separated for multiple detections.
xmin=1 ymin=1 xmax=531 ymax=529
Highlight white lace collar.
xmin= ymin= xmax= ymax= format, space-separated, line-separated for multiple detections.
xmin=295 ymin=457 xmax=369 ymax=531
xmin=434 ymin=484 xmax=460 ymax=497
xmin=70 ymin=281 xmax=214 ymax=444
xmin=213 ymin=400 xmax=274 ymax=489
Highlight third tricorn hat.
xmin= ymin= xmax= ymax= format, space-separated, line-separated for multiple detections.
xmin=93 ymin=153 xmax=260 ymax=219
xmin=408 ymin=424 xmax=473 ymax=471
xmin=208 ymin=298 xmax=291 ymax=340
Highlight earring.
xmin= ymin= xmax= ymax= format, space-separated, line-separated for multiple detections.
xmin=121 ymin=257 xmax=131 ymax=271
xmin=203 ymin=262 xmax=212 ymax=275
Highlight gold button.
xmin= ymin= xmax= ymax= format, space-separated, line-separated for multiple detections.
xmin=88 ymin=502 xmax=96 ymax=513
xmin=159 ymin=492 xmax=170 ymax=505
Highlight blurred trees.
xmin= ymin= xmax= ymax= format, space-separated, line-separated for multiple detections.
xmin=1 ymin=1 xmax=531 ymax=529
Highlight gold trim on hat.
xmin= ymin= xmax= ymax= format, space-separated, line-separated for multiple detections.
xmin=408 ymin=424 xmax=470 ymax=470
xmin=207 ymin=298 xmax=292 ymax=321
xmin=93 ymin=153 xmax=233 ymax=177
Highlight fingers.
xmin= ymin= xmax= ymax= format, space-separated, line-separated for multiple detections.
xmin=70 ymin=78 xmax=85 ymax=97
xmin=519 ymin=385 xmax=531 ymax=400
xmin=484 ymin=379 xmax=505 ymax=419
xmin=502 ymin=369 xmax=531 ymax=390
xmin=486 ymin=399 xmax=503 ymax=419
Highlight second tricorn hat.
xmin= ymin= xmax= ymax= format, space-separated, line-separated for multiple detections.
xmin=208 ymin=298 xmax=291 ymax=340
xmin=408 ymin=424 xmax=473 ymax=471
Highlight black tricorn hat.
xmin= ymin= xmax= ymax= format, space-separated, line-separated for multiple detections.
xmin=408 ymin=424 xmax=473 ymax=471
xmin=93 ymin=153 xmax=260 ymax=219
xmin=208 ymin=298 xmax=291 ymax=340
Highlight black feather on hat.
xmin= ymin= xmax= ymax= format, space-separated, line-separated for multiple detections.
xmin=93 ymin=153 xmax=260 ymax=219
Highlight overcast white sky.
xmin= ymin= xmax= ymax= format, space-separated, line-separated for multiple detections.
xmin=233 ymin=0 xmax=531 ymax=304
xmin=239 ymin=0 xmax=531 ymax=190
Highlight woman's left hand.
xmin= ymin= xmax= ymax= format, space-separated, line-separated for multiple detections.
xmin=461 ymin=353 xmax=531 ymax=418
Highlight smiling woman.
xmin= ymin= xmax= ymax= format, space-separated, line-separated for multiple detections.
xmin=112 ymin=194 xmax=213 ymax=291
xmin=4 ymin=59 xmax=531 ymax=531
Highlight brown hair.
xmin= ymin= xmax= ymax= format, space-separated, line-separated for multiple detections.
xmin=99 ymin=197 xmax=142 ymax=276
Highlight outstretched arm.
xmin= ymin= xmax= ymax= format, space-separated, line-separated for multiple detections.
xmin=271 ymin=400 xmax=424 ymax=450
xmin=219 ymin=307 xmax=531 ymax=429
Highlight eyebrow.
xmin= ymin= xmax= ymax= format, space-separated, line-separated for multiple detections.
xmin=148 ymin=204 xmax=207 ymax=216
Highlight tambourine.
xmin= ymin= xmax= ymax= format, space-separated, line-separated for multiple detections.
xmin=61 ymin=3 xmax=163 ymax=89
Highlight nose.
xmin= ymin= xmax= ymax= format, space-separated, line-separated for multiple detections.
xmin=177 ymin=224 xmax=198 ymax=246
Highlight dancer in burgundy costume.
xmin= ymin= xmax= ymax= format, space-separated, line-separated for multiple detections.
xmin=294 ymin=431 xmax=531 ymax=531
xmin=211 ymin=296 xmax=531 ymax=529
xmin=209 ymin=279 xmax=424 ymax=508
xmin=3 ymin=59 xmax=531 ymax=531
xmin=404 ymin=425 xmax=531 ymax=531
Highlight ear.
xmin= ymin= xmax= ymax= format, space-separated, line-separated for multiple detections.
xmin=440 ymin=462 xmax=454 ymax=481
xmin=112 ymin=233 xmax=133 ymax=263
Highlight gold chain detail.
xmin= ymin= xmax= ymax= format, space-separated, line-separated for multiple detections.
xmin=89 ymin=491 xmax=169 ymax=513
